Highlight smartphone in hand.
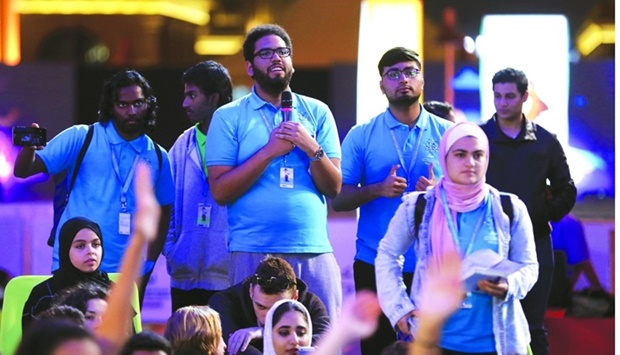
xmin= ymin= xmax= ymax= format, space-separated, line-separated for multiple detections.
xmin=12 ymin=126 xmax=47 ymax=146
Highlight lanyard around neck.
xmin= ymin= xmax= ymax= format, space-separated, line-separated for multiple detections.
xmin=439 ymin=187 xmax=488 ymax=256
xmin=111 ymin=150 xmax=140 ymax=212
xmin=387 ymin=118 xmax=424 ymax=189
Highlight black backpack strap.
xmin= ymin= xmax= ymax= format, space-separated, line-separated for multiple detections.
xmin=67 ymin=124 xmax=94 ymax=195
xmin=154 ymin=142 xmax=162 ymax=170
xmin=500 ymin=194 xmax=514 ymax=228
xmin=414 ymin=194 xmax=427 ymax=237
xmin=153 ymin=141 xmax=163 ymax=183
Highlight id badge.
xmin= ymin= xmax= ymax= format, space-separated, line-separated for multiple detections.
xmin=119 ymin=212 xmax=131 ymax=235
xmin=197 ymin=203 xmax=211 ymax=227
xmin=461 ymin=293 xmax=473 ymax=309
xmin=280 ymin=167 xmax=294 ymax=188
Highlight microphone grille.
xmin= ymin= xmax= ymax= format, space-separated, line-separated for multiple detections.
xmin=281 ymin=91 xmax=293 ymax=109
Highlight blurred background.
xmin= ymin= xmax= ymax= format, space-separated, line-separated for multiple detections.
xmin=0 ymin=0 xmax=615 ymax=342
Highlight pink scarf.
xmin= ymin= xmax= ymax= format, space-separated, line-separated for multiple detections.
xmin=429 ymin=122 xmax=490 ymax=270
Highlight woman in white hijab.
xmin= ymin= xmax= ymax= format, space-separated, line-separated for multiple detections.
xmin=263 ymin=299 xmax=313 ymax=355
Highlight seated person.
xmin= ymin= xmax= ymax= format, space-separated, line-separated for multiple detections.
xmin=36 ymin=304 xmax=86 ymax=327
xmin=55 ymin=282 xmax=109 ymax=331
xmin=164 ymin=305 xmax=226 ymax=355
xmin=263 ymin=299 xmax=312 ymax=355
xmin=209 ymin=256 xmax=330 ymax=355
xmin=120 ymin=330 xmax=174 ymax=355
xmin=15 ymin=318 xmax=101 ymax=355
xmin=551 ymin=213 xmax=603 ymax=290
xmin=22 ymin=216 xmax=111 ymax=331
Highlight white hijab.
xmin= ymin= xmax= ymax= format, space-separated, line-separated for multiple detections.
xmin=263 ymin=299 xmax=313 ymax=355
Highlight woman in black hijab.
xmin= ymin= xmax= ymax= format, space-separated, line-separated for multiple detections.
xmin=22 ymin=217 xmax=111 ymax=332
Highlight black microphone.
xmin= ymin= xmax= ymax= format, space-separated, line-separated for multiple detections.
xmin=281 ymin=91 xmax=292 ymax=122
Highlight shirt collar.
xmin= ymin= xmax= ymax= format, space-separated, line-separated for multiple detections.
xmin=194 ymin=124 xmax=206 ymax=147
xmin=384 ymin=103 xmax=427 ymax=130
xmin=248 ymin=86 xmax=295 ymax=111
xmin=103 ymin=121 xmax=147 ymax=152
xmin=491 ymin=114 xmax=537 ymax=141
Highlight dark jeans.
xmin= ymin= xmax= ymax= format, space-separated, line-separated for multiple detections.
xmin=354 ymin=260 xmax=413 ymax=355
xmin=521 ymin=264 xmax=554 ymax=355
xmin=171 ymin=287 xmax=219 ymax=313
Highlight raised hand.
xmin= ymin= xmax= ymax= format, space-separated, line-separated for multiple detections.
xmin=380 ymin=165 xmax=408 ymax=198
xmin=133 ymin=163 xmax=160 ymax=242
xmin=415 ymin=163 xmax=436 ymax=191
xmin=417 ymin=249 xmax=464 ymax=324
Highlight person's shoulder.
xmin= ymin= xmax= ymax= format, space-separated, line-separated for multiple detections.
xmin=293 ymin=92 xmax=327 ymax=107
xmin=222 ymin=94 xmax=251 ymax=110
xmin=170 ymin=127 xmax=194 ymax=149
xmin=529 ymin=120 xmax=559 ymax=141
xmin=347 ymin=111 xmax=386 ymax=134
xmin=210 ymin=282 xmax=246 ymax=306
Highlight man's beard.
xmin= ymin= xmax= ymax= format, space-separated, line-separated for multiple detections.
xmin=388 ymin=93 xmax=420 ymax=109
xmin=253 ymin=65 xmax=293 ymax=96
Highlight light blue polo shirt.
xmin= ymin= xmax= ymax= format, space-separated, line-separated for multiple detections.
xmin=205 ymin=87 xmax=341 ymax=253
xmin=38 ymin=121 xmax=175 ymax=272
xmin=341 ymin=106 xmax=452 ymax=271
xmin=441 ymin=196 xmax=496 ymax=352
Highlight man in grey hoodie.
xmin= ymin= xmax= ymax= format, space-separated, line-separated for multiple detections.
xmin=164 ymin=61 xmax=233 ymax=312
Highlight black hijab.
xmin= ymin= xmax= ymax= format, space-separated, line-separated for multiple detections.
xmin=51 ymin=217 xmax=111 ymax=290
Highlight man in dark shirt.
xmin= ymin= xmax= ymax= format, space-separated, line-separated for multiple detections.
xmin=209 ymin=256 xmax=330 ymax=355
xmin=480 ymin=68 xmax=577 ymax=355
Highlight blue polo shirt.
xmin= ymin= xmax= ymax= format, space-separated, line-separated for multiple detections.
xmin=38 ymin=122 xmax=175 ymax=272
xmin=205 ymin=87 xmax=341 ymax=253
xmin=341 ymin=106 xmax=452 ymax=271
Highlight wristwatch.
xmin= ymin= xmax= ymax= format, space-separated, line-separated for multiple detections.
xmin=309 ymin=147 xmax=325 ymax=162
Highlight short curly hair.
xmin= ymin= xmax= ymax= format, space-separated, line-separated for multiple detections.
xmin=242 ymin=24 xmax=293 ymax=62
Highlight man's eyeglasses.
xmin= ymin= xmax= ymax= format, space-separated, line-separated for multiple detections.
xmin=253 ymin=274 xmax=296 ymax=291
xmin=383 ymin=68 xmax=422 ymax=81
xmin=253 ymin=47 xmax=292 ymax=60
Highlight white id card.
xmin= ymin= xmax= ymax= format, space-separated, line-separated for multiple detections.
xmin=280 ymin=167 xmax=294 ymax=188
xmin=119 ymin=212 xmax=131 ymax=235
xmin=197 ymin=203 xmax=211 ymax=227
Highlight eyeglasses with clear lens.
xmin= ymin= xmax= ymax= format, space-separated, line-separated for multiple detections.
xmin=253 ymin=274 xmax=296 ymax=291
xmin=253 ymin=47 xmax=292 ymax=59
xmin=383 ymin=68 xmax=421 ymax=80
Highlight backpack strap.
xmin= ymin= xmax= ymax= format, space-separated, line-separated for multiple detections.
xmin=414 ymin=194 xmax=427 ymax=237
xmin=67 ymin=124 xmax=95 ymax=196
xmin=153 ymin=141 xmax=163 ymax=183
xmin=414 ymin=193 xmax=513 ymax=236
xmin=500 ymin=194 xmax=514 ymax=228
xmin=154 ymin=142 xmax=162 ymax=170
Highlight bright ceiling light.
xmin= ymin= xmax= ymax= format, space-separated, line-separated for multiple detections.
xmin=16 ymin=0 xmax=210 ymax=26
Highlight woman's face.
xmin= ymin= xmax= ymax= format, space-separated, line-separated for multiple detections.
xmin=215 ymin=336 xmax=227 ymax=355
xmin=84 ymin=298 xmax=107 ymax=330
xmin=445 ymin=136 xmax=487 ymax=185
xmin=69 ymin=228 xmax=102 ymax=273
xmin=272 ymin=309 xmax=311 ymax=355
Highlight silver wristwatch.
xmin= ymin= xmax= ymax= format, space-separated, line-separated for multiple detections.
xmin=309 ymin=147 xmax=325 ymax=162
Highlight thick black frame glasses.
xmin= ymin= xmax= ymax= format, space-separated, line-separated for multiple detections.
xmin=253 ymin=274 xmax=296 ymax=290
xmin=383 ymin=68 xmax=422 ymax=80
xmin=253 ymin=47 xmax=292 ymax=59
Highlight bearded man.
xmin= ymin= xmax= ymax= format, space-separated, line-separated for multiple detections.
xmin=204 ymin=24 xmax=342 ymax=324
